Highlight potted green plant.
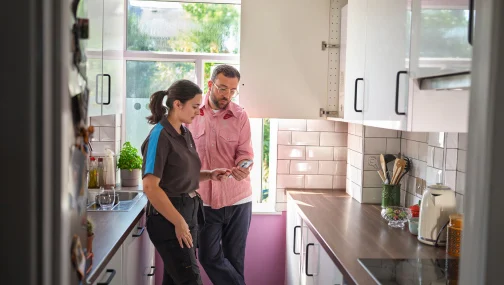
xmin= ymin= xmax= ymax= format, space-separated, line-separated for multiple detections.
xmin=86 ymin=217 xmax=94 ymax=258
xmin=117 ymin=142 xmax=143 ymax=187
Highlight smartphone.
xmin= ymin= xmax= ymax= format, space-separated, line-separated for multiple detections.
xmin=229 ymin=159 xmax=253 ymax=178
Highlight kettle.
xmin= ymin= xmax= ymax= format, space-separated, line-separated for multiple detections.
xmin=417 ymin=183 xmax=457 ymax=246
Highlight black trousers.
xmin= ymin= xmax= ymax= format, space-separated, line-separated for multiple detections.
xmin=146 ymin=194 xmax=204 ymax=285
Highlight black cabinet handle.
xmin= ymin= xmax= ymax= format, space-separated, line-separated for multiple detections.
xmin=305 ymin=243 xmax=315 ymax=277
xmin=95 ymin=74 xmax=111 ymax=105
xmin=97 ymin=269 xmax=116 ymax=285
xmin=132 ymin=226 xmax=145 ymax=237
xmin=354 ymin=78 xmax=363 ymax=113
xmin=395 ymin=71 xmax=407 ymax=115
xmin=293 ymin=226 xmax=300 ymax=255
xmin=147 ymin=266 xmax=156 ymax=277
xmin=468 ymin=0 xmax=474 ymax=45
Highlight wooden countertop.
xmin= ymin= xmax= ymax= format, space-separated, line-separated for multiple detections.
xmin=287 ymin=189 xmax=447 ymax=285
xmin=85 ymin=194 xmax=148 ymax=284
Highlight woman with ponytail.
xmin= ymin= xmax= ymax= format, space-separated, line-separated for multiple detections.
xmin=141 ymin=79 xmax=230 ymax=285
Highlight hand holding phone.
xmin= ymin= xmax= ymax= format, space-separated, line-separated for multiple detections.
xmin=229 ymin=159 xmax=253 ymax=180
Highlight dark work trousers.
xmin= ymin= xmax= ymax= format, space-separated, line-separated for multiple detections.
xmin=146 ymin=194 xmax=205 ymax=285
xmin=198 ymin=202 xmax=252 ymax=285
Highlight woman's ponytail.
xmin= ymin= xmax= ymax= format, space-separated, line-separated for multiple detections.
xmin=146 ymin=90 xmax=167 ymax=125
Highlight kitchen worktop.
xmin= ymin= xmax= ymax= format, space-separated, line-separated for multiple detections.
xmin=287 ymin=189 xmax=448 ymax=285
xmin=85 ymin=193 xmax=148 ymax=284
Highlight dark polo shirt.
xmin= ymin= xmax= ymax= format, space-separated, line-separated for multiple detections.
xmin=141 ymin=118 xmax=201 ymax=196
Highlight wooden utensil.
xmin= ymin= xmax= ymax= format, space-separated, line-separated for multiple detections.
xmin=377 ymin=169 xmax=386 ymax=183
xmin=391 ymin=159 xmax=407 ymax=185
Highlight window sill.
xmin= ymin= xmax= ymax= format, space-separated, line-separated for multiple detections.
xmin=252 ymin=203 xmax=281 ymax=215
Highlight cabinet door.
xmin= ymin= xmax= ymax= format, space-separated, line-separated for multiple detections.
xmin=140 ymin=215 xmax=156 ymax=285
xmin=123 ymin=216 xmax=151 ymax=285
xmin=317 ymin=246 xmax=344 ymax=285
xmin=342 ymin=0 xmax=367 ymax=123
xmin=92 ymin=245 xmax=123 ymax=285
xmin=299 ymin=220 xmax=318 ymax=285
xmin=286 ymin=195 xmax=302 ymax=285
xmin=240 ymin=0 xmax=331 ymax=119
xmin=363 ymin=0 xmax=410 ymax=130
xmin=85 ymin=0 xmax=104 ymax=117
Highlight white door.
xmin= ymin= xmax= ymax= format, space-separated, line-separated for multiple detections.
xmin=342 ymin=0 xmax=367 ymax=124
xmin=286 ymin=196 xmax=303 ymax=285
xmin=363 ymin=0 xmax=410 ymax=130
xmin=240 ymin=0 xmax=331 ymax=119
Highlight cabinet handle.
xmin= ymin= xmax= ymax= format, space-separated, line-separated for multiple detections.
xmin=354 ymin=78 xmax=363 ymax=113
xmin=147 ymin=266 xmax=156 ymax=277
xmin=95 ymin=74 xmax=111 ymax=105
xmin=305 ymin=243 xmax=315 ymax=277
xmin=293 ymin=226 xmax=301 ymax=255
xmin=468 ymin=0 xmax=474 ymax=45
xmin=97 ymin=269 xmax=116 ymax=285
xmin=132 ymin=226 xmax=145 ymax=237
xmin=395 ymin=71 xmax=407 ymax=115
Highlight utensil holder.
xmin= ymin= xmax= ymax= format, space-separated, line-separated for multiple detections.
xmin=382 ymin=184 xmax=401 ymax=208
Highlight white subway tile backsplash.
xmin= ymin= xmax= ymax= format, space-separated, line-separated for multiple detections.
xmin=278 ymin=145 xmax=305 ymax=160
xmin=434 ymin=147 xmax=444 ymax=169
xmin=416 ymin=160 xmax=427 ymax=180
xmin=362 ymin=188 xmax=382 ymax=204
xmin=90 ymin=141 xmax=116 ymax=156
xmin=277 ymin=131 xmax=292 ymax=145
xmin=355 ymin=124 xmax=364 ymax=137
xmin=277 ymin=175 xmax=305 ymax=188
xmin=406 ymin=140 xmax=419 ymax=159
xmin=457 ymin=150 xmax=467 ymax=172
xmin=350 ymin=181 xmax=362 ymax=203
xmin=90 ymin=114 xmax=116 ymax=127
xmin=348 ymin=165 xmax=362 ymax=186
xmin=290 ymin=161 xmax=319 ymax=174
xmin=306 ymin=120 xmax=334 ymax=132
xmin=386 ymin=138 xmax=401 ymax=155
xmin=305 ymin=175 xmax=333 ymax=189
xmin=428 ymin=132 xmax=445 ymax=147
xmin=363 ymin=170 xmax=383 ymax=187
xmin=447 ymin=133 xmax=459 ymax=149
xmin=91 ymin=127 xmax=100 ymax=141
xmin=456 ymin=194 xmax=464 ymax=214
xmin=445 ymin=171 xmax=457 ymax=191
xmin=446 ymin=149 xmax=458 ymax=170
xmin=426 ymin=167 xmax=443 ymax=185
xmin=277 ymin=160 xmax=290 ymax=174
xmin=319 ymin=161 xmax=347 ymax=175
xmin=459 ymin=133 xmax=468 ymax=150
xmin=292 ymin=132 xmax=320 ymax=146
xmin=364 ymin=126 xmax=399 ymax=138
xmin=278 ymin=119 xmax=307 ymax=131
xmin=306 ymin=146 xmax=334 ymax=161
xmin=418 ymin=143 xmax=428 ymax=162
xmin=348 ymin=150 xmax=363 ymax=169
xmin=406 ymin=175 xmax=416 ymax=194
xmin=427 ymin=146 xmax=435 ymax=167
xmin=100 ymin=127 xmax=117 ymax=141
xmin=348 ymin=134 xmax=363 ymax=152
xmin=363 ymin=155 xmax=380 ymax=171
xmin=405 ymin=132 xmax=428 ymax=143
xmin=320 ymin=133 xmax=347 ymax=147
xmin=334 ymin=122 xmax=348 ymax=133
xmin=333 ymin=176 xmax=346 ymax=189
xmin=456 ymin=171 xmax=465 ymax=194
xmin=334 ymin=147 xmax=348 ymax=161
xmin=364 ymin=138 xmax=387 ymax=154
xmin=347 ymin=123 xmax=356 ymax=135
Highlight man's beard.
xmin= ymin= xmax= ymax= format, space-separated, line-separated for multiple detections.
xmin=210 ymin=91 xmax=230 ymax=110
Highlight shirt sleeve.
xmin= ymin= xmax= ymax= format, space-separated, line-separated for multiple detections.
xmin=142 ymin=125 xmax=171 ymax=179
xmin=234 ymin=111 xmax=254 ymax=165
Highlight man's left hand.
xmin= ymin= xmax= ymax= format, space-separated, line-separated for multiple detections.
xmin=231 ymin=160 xmax=253 ymax=181
xmin=210 ymin=168 xmax=231 ymax=181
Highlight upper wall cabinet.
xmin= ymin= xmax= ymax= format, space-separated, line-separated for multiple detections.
xmin=341 ymin=0 xmax=471 ymax=132
xmin=240 ymin=0 xmax=336 ymax=119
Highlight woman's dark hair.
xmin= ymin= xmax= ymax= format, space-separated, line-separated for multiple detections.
xmin=146 ymin=79 xmax=202 ymax=125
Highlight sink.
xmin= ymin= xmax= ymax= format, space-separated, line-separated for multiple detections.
xmin=87 ymin=191 xmax=144 ymax=212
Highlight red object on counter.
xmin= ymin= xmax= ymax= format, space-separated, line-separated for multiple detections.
xmin=409 ymin=204 xmax=420 ymax=218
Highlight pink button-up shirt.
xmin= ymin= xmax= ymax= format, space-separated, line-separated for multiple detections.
xmin=186 ymin=95 xmax=254 ymax=209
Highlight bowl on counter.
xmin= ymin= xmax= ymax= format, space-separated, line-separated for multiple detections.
xmin=408 ymin=217 xmax=419 ymax=235
xmin=381 ymin=207 xmax=412 ymax=228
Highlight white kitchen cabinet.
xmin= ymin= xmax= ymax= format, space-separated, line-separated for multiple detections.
xmin=286 ymin=195 xmax=303 ymax=285
xmin=92 ymin=245 xmax=123 ymax=285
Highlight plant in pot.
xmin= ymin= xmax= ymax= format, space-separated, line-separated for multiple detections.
xmin=86 ymin=217 xmax=94 ymax=258
xmin=117 ymin=142 xmax=143 ymax=187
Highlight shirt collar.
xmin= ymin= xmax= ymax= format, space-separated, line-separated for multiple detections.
xmin=201 ymin=92 xmax=239 ymax=117
xmin=160 ymin=117 xmax=187 ymax=137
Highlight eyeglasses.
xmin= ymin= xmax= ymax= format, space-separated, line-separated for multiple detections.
xmin=212 ymin=82 xmax=239 ymax=97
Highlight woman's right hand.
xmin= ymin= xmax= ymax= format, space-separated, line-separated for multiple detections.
xmin=175 ymin=218 xmax=193 ymax=248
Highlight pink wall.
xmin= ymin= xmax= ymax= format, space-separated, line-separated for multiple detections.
xmin=155 ymin=212 xmax=287 ymax=285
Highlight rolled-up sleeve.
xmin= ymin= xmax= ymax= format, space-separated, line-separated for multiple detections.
xmin=142 ymin=124 xmax=171 ymax=178
xmin=234 ymin=111 xmax=254 ymax=165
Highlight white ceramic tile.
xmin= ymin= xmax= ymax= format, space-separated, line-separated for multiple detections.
xmin=278 ymin=119 xmax=307 ymax=131
xmin=334 ymin=147 xmax=348 ymax=161
xmin=347 ymin=123 xmax=356 ymax=135
xmin=355 ymin=124 xmax=364 ymax=136
xmin=318 ymin=161 xmax=336 ymax=175
xmin=290 ymin=161 xmax=319 ymax=174
xmin=348 ymin=165 xmax=362 ymax=186
xmin=427 ymin=146 xmax=435 ymax=167
xmin=277 ymin=131 xmax=292 ymax=145
xmin=363 ymin=170 xmax=383 ymax=187
xmin=458 ymin=133 xmax=468 ymax=150
xmin=418 ymin=143 xmax=428 ymax=162
xmin=100 ymin=127 xmax=116 ymax=141
xmin=456 ymin=194 xmax=464 ymax=214
xmin=386 ymin=138 xmax=401 ymax=155
xmin=406 ymin=192 xmax=421 ymax=207
xmin=348 ymin=150 xmax=363 ymax=169
xmin=276 ymin=189 xmax=286 ymax=203
xmin=90 ymin=141 xmax=117 ymax=156
xmin=277 ymin=160 xmax=291 ymax=174
xmin=426 ymin=167 xmax=443 ymax=185
xmin=333 ymin=176 xmax=346 ymax=189
xmin=292 ymin=131 xmax=320 ymax=146
xmin=446 ymin=149 xmax=458 ymax=171
xmin=364 ymin=126 xmax=399 ymax=138
xmin=348 ymin=134 xmax=363 ymax=152
xmin=90 ymin=114 xmax=116 ymax=127
xmin=306 ymin=146 xmax=334 ymax=161
xmin=277 ymin=145 xmax=305 ymax=160
xmin=350 ymin=181 xmax=362 ymax=202
xmin=305 ymin=175 xmax=333 ymax=189
xmin=277 ymin=175 xmax=305 ymax=188
xmin=428 ymin=132 xmax=445 ymax=147
xmin=445 ymin=171 xmax=457 ymax=191
xmin=334 ymin=122 xmax=348 ymax=133
xmin=306 ymin=120 xmax=334 ymax=132
xmin=91 ymin=127 xmax=100 ymax=141
xmin=364 ymin=138 xmax=387 ymax=155
xmin=416 ymin=160 xmax=427 ymax=180
xmin=456 ymin=171 xmax=465 ymax=194
xmin=363 ymin=155 xmax=380 ymax=171
xmin=406 ymin=175 xmax=416 ymax=194
xmin=361 ymin=188 xmax=382 ymax=204
xmin=320 ymin=133 xmax=347 ymax=147
xmin=346 ymin=178 xmax=352 ymax=196
xmin=408 ymin=132 xmax=428 ymax=143
xmin=433 ymin=147 xmax=444 ymax=169
xmin=447 ymin=133 xmax=459 ymax=149
xmin=407 ymin=140 xmax=419 ymax=159
xmin=401 ymin=139 xmax=407 ymax=156
xmin=275 ymin=203 xmax=287 ymax=212
xmin=457 ymin=150 xmax=467 ymax=172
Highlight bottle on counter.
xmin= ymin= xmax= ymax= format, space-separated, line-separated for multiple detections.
xmin=88 ymin=156 xmax=99 ymax=189
xmin=97 ymin=157 xmax=105 ymax=188
xmin=104 ymin=149 xmax=116 ymax=189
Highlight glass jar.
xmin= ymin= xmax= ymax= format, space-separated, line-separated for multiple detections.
xmin=447 ymin=213 xmax=463 ymax=257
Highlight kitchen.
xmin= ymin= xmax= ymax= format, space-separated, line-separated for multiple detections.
xmin=4 ymin=0 xmax=502 ymax=284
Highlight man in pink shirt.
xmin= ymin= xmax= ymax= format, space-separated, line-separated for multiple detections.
xmin=187 ymin=65 xmax=254 ymax=285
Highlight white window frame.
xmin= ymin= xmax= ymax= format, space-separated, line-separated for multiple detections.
xmin=87 ymin=0 xmax=278 ymax=213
